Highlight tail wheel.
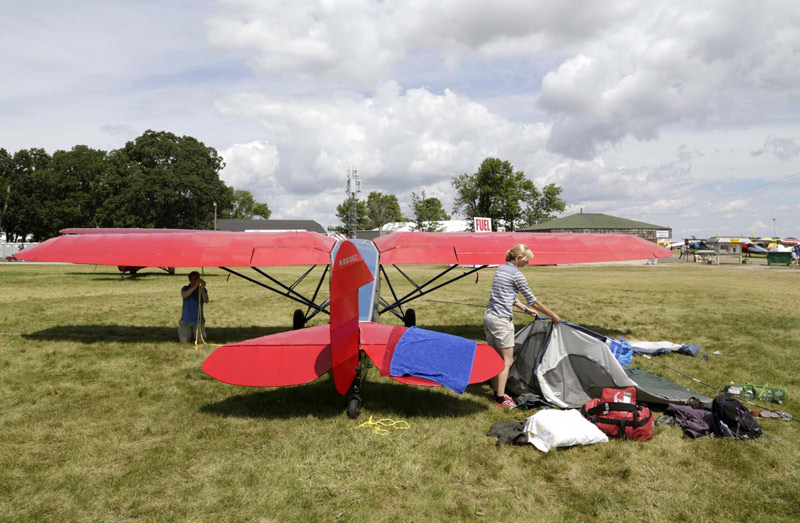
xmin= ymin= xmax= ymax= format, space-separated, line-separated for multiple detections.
xmin=403 ymin=308 xmax=416 ymax=327
xmin=292 ymin=309 xmax=305 ymax=330
xmin=347 ymin=395 xmax=362 ymax=419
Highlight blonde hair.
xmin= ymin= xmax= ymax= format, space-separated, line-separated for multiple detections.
xmin=506 ymin=244 xmax=534 ymax=262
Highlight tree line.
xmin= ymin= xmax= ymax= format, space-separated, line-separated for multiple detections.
xmin=1 ymin=130 xmax=565 ymax=241
xmin=333 ymin=157 xmax=565 ymax=235
xmin=0 ymin=130 xmax=270 ymax=241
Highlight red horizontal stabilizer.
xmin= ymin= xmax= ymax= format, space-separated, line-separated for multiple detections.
xmin=202 ymin=325 xmax=331 ymax=387
xmin=14 ymin=230 xmax=336 ymax=267
xmin=373 ymin=232 xmax=672 ymax=265
xmin=359 ymin=322 xmax=504 ymax=386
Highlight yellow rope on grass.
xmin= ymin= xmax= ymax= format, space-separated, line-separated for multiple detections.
xmin=194 ymin=267 xmax=207 ymax=350
xmin=356 ymin=416 xmax=410 ymax=436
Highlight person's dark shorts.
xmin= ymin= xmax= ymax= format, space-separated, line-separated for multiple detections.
xmin=178 ymin=320 xmax=206 ymax=341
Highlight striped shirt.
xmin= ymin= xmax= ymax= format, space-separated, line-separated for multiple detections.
xmin=485 ymin=262 xmax=537 ymax=318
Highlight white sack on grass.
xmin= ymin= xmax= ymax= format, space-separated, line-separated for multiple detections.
xmin=523 ymin=409 xmax=608 ymax=453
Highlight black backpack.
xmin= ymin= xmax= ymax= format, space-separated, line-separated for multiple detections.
xmin=711 ymin=394 xmax=763 ymax=440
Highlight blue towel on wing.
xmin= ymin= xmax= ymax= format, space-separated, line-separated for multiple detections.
xmin=389 ymin=327 xmax=477 ymax=394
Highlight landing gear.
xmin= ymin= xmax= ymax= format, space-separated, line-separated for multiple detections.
xmin=292 ymin=309 xmax=305 ymax=330
xmin=403 ymin=308 xmax=416 ymax=327
xmin=347 ymin=395 xmax=362 ymax=419
xmin=346 ymin=363 xmax=363 ymax=419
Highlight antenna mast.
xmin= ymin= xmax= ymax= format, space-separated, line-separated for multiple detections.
xmin=345 ymin=166 xmax=361 ymax=238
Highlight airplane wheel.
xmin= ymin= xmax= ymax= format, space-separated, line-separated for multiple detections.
xmin=292 ymin=309 xmax=305 ymax=330
xmin=403 ymin=308 xmax=416 ymax=327
xmin=347 ymin=396 xmax=362 ymax=419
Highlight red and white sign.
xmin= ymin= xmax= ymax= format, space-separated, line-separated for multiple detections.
xmin=474 ymin=217 xmax=492 ymax=233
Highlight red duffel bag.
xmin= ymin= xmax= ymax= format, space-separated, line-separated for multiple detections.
xmin=580 ymin=387 xmax=654 ymax=441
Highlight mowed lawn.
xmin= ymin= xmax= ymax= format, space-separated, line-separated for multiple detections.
xmin=1 ymin=261 xmax=799 ymax=521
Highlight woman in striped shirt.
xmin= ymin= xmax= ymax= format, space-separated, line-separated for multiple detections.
xmin=484 ymin=244 xmax=561 ymax=408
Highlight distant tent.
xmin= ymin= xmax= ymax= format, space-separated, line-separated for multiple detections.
xmin=507 ymin=319 xmax=710 ymax=408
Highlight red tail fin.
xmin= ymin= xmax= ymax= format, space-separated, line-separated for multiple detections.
xmin=330 ymin=241 xmax=374 ymax=395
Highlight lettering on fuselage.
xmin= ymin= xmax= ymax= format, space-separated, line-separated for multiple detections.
xmin=337 ymin=254 xmax=360 ymax=267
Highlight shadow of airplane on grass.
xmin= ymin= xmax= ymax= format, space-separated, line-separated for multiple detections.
xmin=200 ymin=373 xmax=490 ymax=420
xmin=25 ymin=322 xmax=495 ymax=419
xmin=24 ymin=323 xmax=504 ymax=346
xmin=65 ymin=270 xmax=180 ymax=282
xmin=24 ymin=325 xmax=287 ymax=345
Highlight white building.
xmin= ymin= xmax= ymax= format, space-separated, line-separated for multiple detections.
xmin=379 ymin=220 xmax=471 ymax=233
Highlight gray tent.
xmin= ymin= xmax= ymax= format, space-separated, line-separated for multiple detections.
xmin=506 ymin=319 xmax=710 ymax=408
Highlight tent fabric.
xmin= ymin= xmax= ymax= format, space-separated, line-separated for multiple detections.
xmin=624 ymin=367 xmax=711 ymax=408
xmin=389 ymin=326 xmax=476 ymax=394
xmin=630 ymin=341 xmax=701 ymax=357
xmin=507 ymin=319 xmax=709 ymax=409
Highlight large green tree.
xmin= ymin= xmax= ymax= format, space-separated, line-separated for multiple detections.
xmin=2 ymin=148 xmax=52 ymax=241
xmin=409 ymin=191 xmax=450 ymax=232
xmin=365 ymin=191 xmax=404 ymax=230
xmin=44 ymin=146 xmax=108 ymax=233
xmin=222 ymin=189 xmax=271 ymax=220
xmin=333 ymin=197 xmax=369 ymax=237
xmin=98 ymin=130 xmax=232 ymax=229
xmin=0 ymin=148 xmax=12 ymax=236
xmin=451 ymin=157 xmax=565 ymax=231
xmin=0 ymin=131 xmax=267 ymax=240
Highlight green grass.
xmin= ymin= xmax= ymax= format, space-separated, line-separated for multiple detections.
xmin=1 ymin=262 xmax=800 ymax=521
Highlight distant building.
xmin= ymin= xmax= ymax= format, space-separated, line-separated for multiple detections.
xmin=217 ymin=219 xmax=326 ymax=234
xmin=520 ymin=212 xmax=671 ymax=243
xmin=378 ymin=220 xmax=470 ymax=233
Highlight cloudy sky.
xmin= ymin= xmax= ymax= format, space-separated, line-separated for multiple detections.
xmin=2 ymin=0 xmax=799 ymax=239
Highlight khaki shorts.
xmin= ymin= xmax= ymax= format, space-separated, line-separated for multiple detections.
xmin=484 ymin=312 xmax=515 ymax=349
xmin=178 ymin=320 xmax=206 ymax=341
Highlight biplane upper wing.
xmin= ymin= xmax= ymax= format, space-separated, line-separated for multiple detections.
xmin=373 ymin=231 xmax=672 ymax=265
xmin=14 ymin=230 xmax=337 ymax=267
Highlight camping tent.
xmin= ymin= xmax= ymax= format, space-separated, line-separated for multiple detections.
xmin=507 ymin=319 xmax=710 ymax=408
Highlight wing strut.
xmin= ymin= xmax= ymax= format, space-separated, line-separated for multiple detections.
xmin=378 ymin=264 xmax=487 ymax=316
xmin=220 ymin=266 xmax=330 ymax=315
xmin=302 ymin=264 xmax=330 ymax=322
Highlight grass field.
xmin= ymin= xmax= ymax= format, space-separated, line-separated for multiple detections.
xmin=1 ymin=261 xmax=799 ymax=521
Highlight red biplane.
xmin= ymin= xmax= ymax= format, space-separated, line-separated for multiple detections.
xmin=16 ymin=229 xmax=670 ymax=418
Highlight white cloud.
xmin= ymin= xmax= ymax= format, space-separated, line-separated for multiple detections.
xmin=752 ymin=137 xmax=800 ymax=161
xmin=538 ymin=2 xmax=800 ymax=159
xmin=219 ymin=140 xmax=280 ymax=190
xmin=215 ymin=82 xmax=549 ymax=222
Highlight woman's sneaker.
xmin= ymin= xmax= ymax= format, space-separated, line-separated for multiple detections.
xmin=494 ymin=395 xmax=516 ymax=408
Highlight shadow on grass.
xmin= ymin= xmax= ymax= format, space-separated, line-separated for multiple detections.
xmin=23 ymin=322 xmax=509 ymax=345
xmin=65 ymin=270 xmax=180 ymax=281
xmin=23 ymin=325 xmax=287 ymax=344
xmin=426 ymin=324 xmax=488 ymax=340
xmin=201 ymin=376 xmax=489 ymax=420
xmin=578 ymin=324 xmax=633 ymax=338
